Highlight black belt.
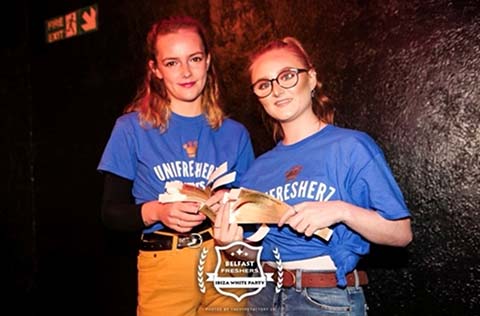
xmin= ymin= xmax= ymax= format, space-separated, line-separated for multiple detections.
xmin=140 ymin=229 xmax=213 ymax=251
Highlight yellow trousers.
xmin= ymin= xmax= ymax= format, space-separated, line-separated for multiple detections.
xmin=137 ymin=238 xmax=246 ymax=316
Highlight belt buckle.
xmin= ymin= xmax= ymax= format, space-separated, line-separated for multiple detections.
xmin=177 ymin=232 xmax=203 ymax=249
xmin=281 ymin=269 xmax=296 ymax=287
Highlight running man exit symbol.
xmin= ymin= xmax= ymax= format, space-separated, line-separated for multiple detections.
xmin=65 ymin=12 xmax=77 ymax=38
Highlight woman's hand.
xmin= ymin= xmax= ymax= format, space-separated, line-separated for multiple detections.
xmin=141 ymin=200 xmax=206 ymax=233
xmin=278 ymin=201 xmax=343 ymax=237
xmin=213 ymin=201 xmax=243 ymax=246
xmin=204 ymin=189 xmax=228 ymax=214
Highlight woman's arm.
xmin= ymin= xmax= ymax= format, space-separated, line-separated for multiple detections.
xmin=102 ymin=172 xmax=206 ymax=232
xmin=279 ymin=200 xmax=413 ymax=247
xmin=101 ymin=172 xmax=145 ymax=231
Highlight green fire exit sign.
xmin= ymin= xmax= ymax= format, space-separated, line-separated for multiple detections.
xmin=45 ymin=4 xmax=98 ymax=44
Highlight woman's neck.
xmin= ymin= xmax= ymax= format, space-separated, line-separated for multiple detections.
xmin=171 ymin=99 xmax=203 ymax=117
xmin=281 ymin=117 xmax=326 ymax=145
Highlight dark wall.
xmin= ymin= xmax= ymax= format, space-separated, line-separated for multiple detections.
xmin=1 ymin=1 xmax=36 ymax=314
xmin=2 ymin=0 xmax=479 ymax=315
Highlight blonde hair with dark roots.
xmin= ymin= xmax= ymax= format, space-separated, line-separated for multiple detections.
xmin=248 ymin=37 xmax=334 ymax=141
xmin=124 ymin=16 xmax=224 ymax=131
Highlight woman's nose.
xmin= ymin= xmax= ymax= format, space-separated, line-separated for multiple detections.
xmin=271 ymin=79 xmax=284 ymax=96
xmin=181 ymin=64 xmax=192 ymax=78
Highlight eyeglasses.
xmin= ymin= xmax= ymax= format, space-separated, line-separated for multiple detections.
xmin=251 ymin=68 xmax=308 ymax=98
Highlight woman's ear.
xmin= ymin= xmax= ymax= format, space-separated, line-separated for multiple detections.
xmin=308 ymin=68 xmax=317 ymax=90
xmin=149 ymin=60 xmax=162 ymax=79
xmin=206 ymin=54 xmax=211 ymax=70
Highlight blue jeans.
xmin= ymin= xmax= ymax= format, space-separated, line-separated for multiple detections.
xmin=246 ymin=282 xmax=368 ymax=316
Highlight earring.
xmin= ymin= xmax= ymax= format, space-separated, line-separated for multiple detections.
xmin=311 ymin=89 xmax=316 ymax=98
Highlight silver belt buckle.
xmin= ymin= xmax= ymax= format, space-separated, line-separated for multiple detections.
xmin=177 ymin=233 xmax=203 ymax=249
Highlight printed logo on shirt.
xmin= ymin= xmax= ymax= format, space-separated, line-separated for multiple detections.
xmin=183 ymin=140 xmax=198 ymax=158
xmin=285 ymin=165 xmax=303 ymax=181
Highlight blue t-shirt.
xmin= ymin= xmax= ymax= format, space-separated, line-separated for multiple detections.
xmin=240 ymin=124 xmax=410 ymax=286
xmin=98 ymin=111 xmax=255 ymax=233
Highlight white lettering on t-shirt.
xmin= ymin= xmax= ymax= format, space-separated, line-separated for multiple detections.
xmin=267 ymin=180 xmax=336 ymax=202
xmin=153 ymin=161 xmax=215 ymax=184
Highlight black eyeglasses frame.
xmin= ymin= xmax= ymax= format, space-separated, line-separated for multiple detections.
xmin=250 ymin=68 xmax=309 ymax=98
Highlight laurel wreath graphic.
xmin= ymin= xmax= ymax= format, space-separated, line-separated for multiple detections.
xmin=197 ymin=247 xmax=208 ymax=293
xmin=272 ymin=247 xmax=283 ymax=293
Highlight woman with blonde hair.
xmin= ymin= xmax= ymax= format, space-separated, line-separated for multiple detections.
xmin=98 ymin=16 xmax=254 ymax=315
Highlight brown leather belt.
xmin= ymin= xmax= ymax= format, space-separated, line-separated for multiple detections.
xmin=263 ymin=264 xmax=368 ymax=288
xmin=140 ymin=229 xmax=212 ymax=251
